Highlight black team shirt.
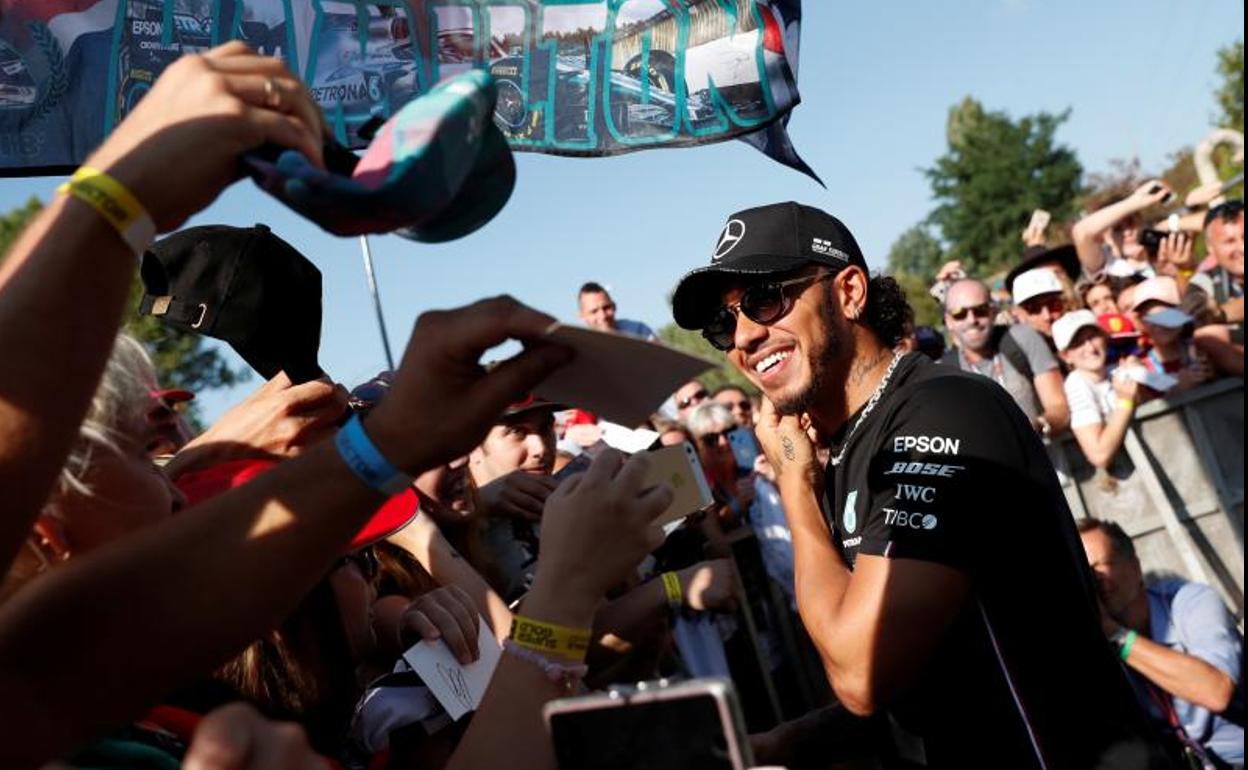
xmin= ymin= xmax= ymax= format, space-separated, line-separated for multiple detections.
xmin=822 ymin=354 xmax=1170 ymax=769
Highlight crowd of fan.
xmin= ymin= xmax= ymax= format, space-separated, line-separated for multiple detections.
xmin=0 ymin=44 xmax=1241 ymax=770
xmin=927 ymin=180 xmax=1243 ymax=476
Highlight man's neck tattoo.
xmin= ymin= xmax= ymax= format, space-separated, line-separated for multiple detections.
xmin=849 ymin=348 xmax=890 ymax=388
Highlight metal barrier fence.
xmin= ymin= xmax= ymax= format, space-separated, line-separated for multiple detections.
xmin=1049 ymin=378 xmax=1245 ymax=621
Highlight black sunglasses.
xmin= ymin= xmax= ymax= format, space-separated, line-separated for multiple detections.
xmin=677 ymin=389 xmax=709 ymax=410
xmin=336 ymin=546 xmax=379 ymax=582
xmin=698 ymin=428 xmax=735 ymax=448
xmin=702 ymin=272 xmax=831 ymax=352
xmin=948 ymin=302 xmax=992 ymax=321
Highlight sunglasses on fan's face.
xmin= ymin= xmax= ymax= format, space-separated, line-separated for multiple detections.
xmin=698 ymin=428 xmax=735 ymax=449
xmin=948 ymin=302 xmax=992 ymax=322
xmin=336 ymin=546 xmax=379 ymax=581
xmin=702 ymin=272 xmax=831 ymax=352
xmin=676 ymin=389 xmax=709 ymax=410
xmin=1020 ymin=294 xmax=1065 ymax=316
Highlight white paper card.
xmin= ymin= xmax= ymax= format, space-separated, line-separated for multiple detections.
xmin=401 ymin=617 xmax=501 ymax=721
xmin=599 ymin=420 xmax=661 ymax=454
xmin=535 ymin=324 xmax=717 ymax=425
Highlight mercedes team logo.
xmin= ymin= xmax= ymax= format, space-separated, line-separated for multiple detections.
xmin=713 ymin=219 xmax=747 ymax=261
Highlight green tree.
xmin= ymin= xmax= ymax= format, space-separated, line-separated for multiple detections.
xmin=656 ymin=323 xmax=757 ymax=396
xmin=885 ymin=224 xmax=945 ymax=278
xmin=925 ymin=98 xmax=1083 ymax=276
xmin=1214 ymin=39 xmax=1243 ymax=132
xmin=884 ymin=224 xmax=945 ymax=331
xmin=0 ymin=198 xmax=248 ymax=404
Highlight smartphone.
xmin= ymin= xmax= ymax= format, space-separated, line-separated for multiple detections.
xmin=645 ymin=443 xmax=715 ymax=527
xmin=544 ymin=678 xmax=754 ymax=770
xmin=551 ymin=444 xmax=713 ymax=528
xmin=1148 ymin=184 xmax=1176 ymax=206
xmin=726 ymin=428 xmax=760 ymax=475
xmin=1027 ymin=209 xmax=1051 ymax=233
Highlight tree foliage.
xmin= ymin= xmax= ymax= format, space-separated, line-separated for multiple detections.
xmin=1214 ymin=39 xmax=1244 ymax=133
xmin=656 ymin=323 xmax=758 ymax=395
xmin=885 ymin=224 xmax=944 ymax=278
xmin=0 ymin=198 xmax=248 ymax=402
xmin=925 ymin=98 xmax=1083 ymax=276
xmin=883 ymin=224 xmax=945 ymax=332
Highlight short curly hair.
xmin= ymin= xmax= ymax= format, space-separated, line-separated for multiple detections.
xmin=863 ymin=274 xmax=914 ymax=348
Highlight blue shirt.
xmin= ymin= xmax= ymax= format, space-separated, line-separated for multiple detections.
xmin=1142 ymin=579 xmax=1243 ymax=763
xmin=613 ymin=318 xmax=658 ymax=341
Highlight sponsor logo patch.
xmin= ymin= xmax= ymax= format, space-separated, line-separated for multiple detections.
xmin=896 ymin=483 xmax=937 ymax=503
xmin=842 ymin=490 xmax=859 ymax=534
xmin=883 ymin=461 xmax=966 ymax=478
xmin=883 ymin=507 xmax=939 ymax=530
xmin=713 ymin=219 xmax=746 ymax=261
xmin=892 ymin=435 xmax=962 ymax=455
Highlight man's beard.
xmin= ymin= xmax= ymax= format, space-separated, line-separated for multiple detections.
xmin=954 ymin=322 xmax=992 ymax=355
xmin=772 ymin=285 xmax=848 ymax=416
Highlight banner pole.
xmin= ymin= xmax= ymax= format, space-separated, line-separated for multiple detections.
xmin=359 ymin=235 xmax=395 ymax=371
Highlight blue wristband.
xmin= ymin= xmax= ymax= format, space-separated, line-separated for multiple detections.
xmin=335 ymin=414 xmax=412 ymax=495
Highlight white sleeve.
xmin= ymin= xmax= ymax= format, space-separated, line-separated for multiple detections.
xmin=1065 ymin=374 xmax=1104 ymax=429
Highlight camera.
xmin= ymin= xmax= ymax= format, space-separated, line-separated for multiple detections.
xmin=544 ymin=678 xmax=753 ymax=770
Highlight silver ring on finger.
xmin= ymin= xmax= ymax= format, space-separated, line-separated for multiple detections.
xmin=263 ymin=76 xmax=282 ymax=109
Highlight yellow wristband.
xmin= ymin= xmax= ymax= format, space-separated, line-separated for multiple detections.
xmin=57 ymin=166 xmax=155 ymax=256
xmin=661 ymin=571 xmax=683 ymax=610
xmin=1117 ymin=398 xmax=1136 ymax=412
xmin=509 ymin=615 xmax=591 ymax=662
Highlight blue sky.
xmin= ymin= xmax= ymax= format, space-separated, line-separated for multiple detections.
xmin=1 ymin=0 xmax=1242 ymax=422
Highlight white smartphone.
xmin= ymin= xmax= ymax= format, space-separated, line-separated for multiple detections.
xmin=544 ymin=678 xmax=754 ymax=770
xmin=1028 ymin=209 xmax=1051 ymax=233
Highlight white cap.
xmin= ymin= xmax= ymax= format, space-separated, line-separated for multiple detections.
xmin=1012 ymin=267 xmax=1065 ymax=305
xmin=1052 ymin=309 xmax=1102 ymax=352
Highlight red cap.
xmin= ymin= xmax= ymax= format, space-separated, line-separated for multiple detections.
xmin=151 ymin=388 xmax=195 ymax=404
xmin=176 ymin=459 xmax=419 ymax=550
xmin=1097 ymin=313 xmax=1139 ymax=339
xmin=565 ymin=408 xmax=598 ymax=426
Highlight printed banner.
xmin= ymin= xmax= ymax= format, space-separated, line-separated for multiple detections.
xmin=0 ymin=1 xmax=814 ymax=178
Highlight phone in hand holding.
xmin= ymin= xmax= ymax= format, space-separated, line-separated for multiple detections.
xmin=545 ymin=678 xmax=753 ymax=770
xmin=553 ymin=443 xmax=713 ymax=528
xmin=726 ymin=428 xmax=760 ymax=477
xmin=1027 ymin=209 xmax=1052 ymax=234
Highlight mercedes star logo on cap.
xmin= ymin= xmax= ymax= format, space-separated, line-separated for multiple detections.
xmin=713 ymin=219 xmax=747 ymax=261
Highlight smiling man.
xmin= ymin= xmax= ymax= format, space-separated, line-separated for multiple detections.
xmin=670 ymin=202 xmax=1169 ymax=769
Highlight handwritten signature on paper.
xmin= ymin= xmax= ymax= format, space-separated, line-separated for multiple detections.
xmin=437 ymin=663 xmax=473 ymax=710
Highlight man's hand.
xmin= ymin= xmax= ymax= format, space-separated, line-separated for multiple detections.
xmin=934 ymin=260 xmax=966 ymax=283
xmin=755 ymin=397 xmax=821 ymax=489
xmin=86 ymin=42 xmax=326 ymax=233
xmin=365 ymin=296 xmax=572 ymax=475
xmin=478 ymin=471 xmax=560 ymax=523
xmin=1157 ymin=232 xmax=1195 ymax=273
xmin=678 ymin=558 xmax=740 ymax=613
xmin=1127 ymin=179 xmax=1173 ymax=211
xmin=401 ymin=585 xmax=482 ymax=665
xmin=532 ymin=450 xmax=673 ymax=616
xmin=183 ymin=703 xmax=326 ymax=770
xmin=1111 ymin=370 xmax=1140 ymax=402
xmin=165 ymin=374 xmax=348 ymax=479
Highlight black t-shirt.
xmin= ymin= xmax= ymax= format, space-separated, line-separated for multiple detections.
xmin=822 ymin=354 xmax=1171 ymax=770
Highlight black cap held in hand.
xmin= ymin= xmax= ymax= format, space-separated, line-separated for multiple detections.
xmin=139 ymin=224 xmax=324 ymax=383
xmin=671 ymin=202 xmax=868 ymax=329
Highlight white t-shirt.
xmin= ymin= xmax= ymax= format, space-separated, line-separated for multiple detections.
xmin=1064 ymin=371 xmax=1115 ymax=429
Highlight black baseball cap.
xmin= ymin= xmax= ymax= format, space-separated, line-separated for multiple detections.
xmin=671 ymin=202 xmax=868 ymax=329
xmin=1005 ymin=244 xmax=1080 ymax=295
xmin=139 ymin=224 xmax=324 ymax=384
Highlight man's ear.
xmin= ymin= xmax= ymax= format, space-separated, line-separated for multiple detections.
xmin=836 ymin=266 xmax=870 ymax=321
